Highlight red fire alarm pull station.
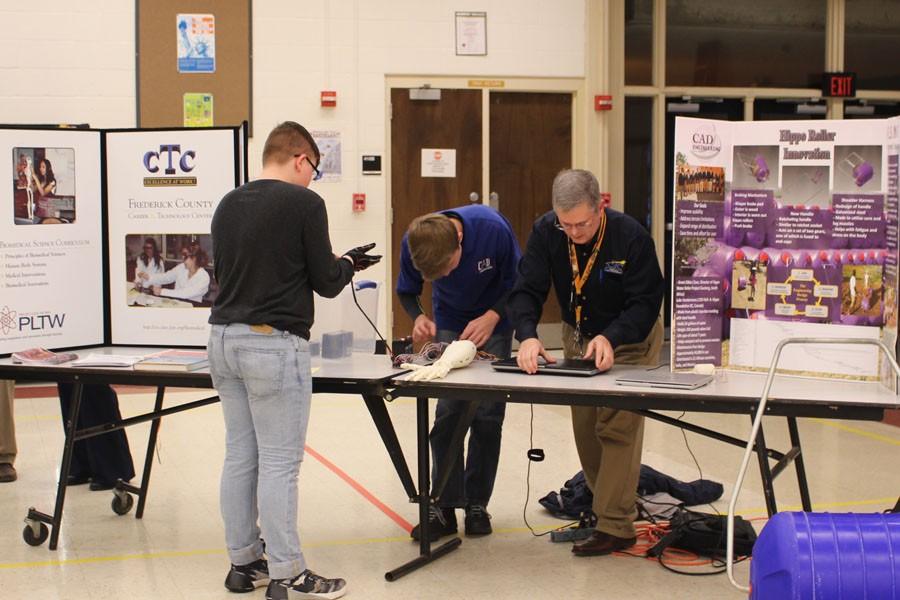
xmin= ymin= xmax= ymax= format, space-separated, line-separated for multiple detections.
xmin=600 ymin=192 xmax=611 ymax=207
xmin=321 ymin=90 xmax=337 ymax=107
xmin=594 ymin=95 xmax=612 ymax=111
xmin=352 ymin=193 xmax=366 ymax=212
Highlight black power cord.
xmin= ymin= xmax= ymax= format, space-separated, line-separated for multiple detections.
xmin=521 ymin=402 xmax=578 ymax=537
xmin=673 ymin=410 xmax=721 ymax=516
xmin=349 ymin=278 xmax=393 ymax=358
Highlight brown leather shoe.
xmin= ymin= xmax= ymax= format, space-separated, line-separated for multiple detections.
xmin=571 ymin=530 xmax=636 ymax=556
xmin=0 ymin=462 xmax=17 ymax=483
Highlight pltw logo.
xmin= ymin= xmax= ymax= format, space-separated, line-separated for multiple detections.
xmin=142 ymin=144 xmax=198 ymax=187
xmin=0 ymin=305 xmax=66 ymax=336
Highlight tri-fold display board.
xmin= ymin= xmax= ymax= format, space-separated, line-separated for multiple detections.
xmin=1 ymin=124 xmax=247 ymax=355
xmin=672 ymin=117 xmax=900 ymax=381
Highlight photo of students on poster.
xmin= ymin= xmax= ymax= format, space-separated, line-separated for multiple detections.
xmin=125 ymin=234 xmax=215 ymax=307
xmin=12 ymin=147 xmax=76 ymax=225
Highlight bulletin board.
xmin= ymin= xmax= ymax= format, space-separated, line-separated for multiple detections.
xmin=136 ymin=0 xmax=252 ymax=133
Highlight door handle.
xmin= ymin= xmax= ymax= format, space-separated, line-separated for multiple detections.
xmin=469 ymin=192 xmax=480 ymax=203
xmin=489 ymin=191 xmax=499 ymax=203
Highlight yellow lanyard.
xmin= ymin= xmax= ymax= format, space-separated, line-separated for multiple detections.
xmin=566 ymin=211 xmax=607 ymax=337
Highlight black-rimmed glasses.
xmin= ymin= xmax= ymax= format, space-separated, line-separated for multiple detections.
xmin=294 ymin=154 xmax=323 ymax=181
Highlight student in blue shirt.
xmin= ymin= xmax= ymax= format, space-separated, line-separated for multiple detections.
xmin=396 ymin=204 xmax=521 ymax=541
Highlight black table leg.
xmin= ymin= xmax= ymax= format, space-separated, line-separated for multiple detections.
xmin=383 ymin=395 xmax=460 ymax=581
xmin=26 ymin=381 xmax=84 ymax=549
xmin=124 ymin=385 xmax=166 ymax=518
xmin=786 ymin=417 xmax=812 ymax=512
xmin=362 ymin=393 xmax=417 ymax=500
xmin=752 ymin=416 xmax=779 ymax=516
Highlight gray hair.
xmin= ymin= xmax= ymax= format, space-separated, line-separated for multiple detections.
xmin=551 ymin=169 xmax=600 ymax=212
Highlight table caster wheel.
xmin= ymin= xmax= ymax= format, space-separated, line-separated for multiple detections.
xmin=111 ymin=492 xmax=135 ymax=516
xmin=23 ymin=521 xmax=49 ymax=546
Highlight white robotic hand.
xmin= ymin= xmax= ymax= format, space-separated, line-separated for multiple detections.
xmin=401 ymin=340 xmax=477 ymax=381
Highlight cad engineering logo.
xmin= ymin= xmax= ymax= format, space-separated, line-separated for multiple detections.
xmin=143 ymin=144 xmax=198 ymax=187
xmin=690 ymin=123 xmax=722 ymax=159
xmin=0 ymin=305 xmax=66 ymax=337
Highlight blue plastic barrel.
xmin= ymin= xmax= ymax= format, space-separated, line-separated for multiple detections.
xmin=750 ymin=512 xmax=900 ymax=599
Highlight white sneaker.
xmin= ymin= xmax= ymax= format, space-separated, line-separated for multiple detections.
xmin=265 ymin=569 xmax=347 ymax=600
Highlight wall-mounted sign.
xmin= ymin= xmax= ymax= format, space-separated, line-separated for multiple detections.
xmin=822 ymin=72 xmax=856 ymax=98
xmin=176 ymin=14 xmax=216 ymax=73
xmin=421 ymin=148 xmax=456 ymax=178
xmin=455 ymin=12 xmax=487 ymax=56
xmin=468 ymin=79 xmax=504 ymax=88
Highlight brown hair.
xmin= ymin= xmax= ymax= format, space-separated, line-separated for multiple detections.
xmin=261 ymin=121 xmax=320 ymax=166
xmin=188 ymin=247 xmax=209 ymax=269
xmin=407 ymin=213 xmax=459 ymax=280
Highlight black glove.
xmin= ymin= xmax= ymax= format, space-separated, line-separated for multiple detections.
xmin=343 ymin=242 xmax=382 ymax=272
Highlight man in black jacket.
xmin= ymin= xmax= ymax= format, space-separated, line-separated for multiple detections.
xmin=509 ymin=168 xmax=664 ymax=556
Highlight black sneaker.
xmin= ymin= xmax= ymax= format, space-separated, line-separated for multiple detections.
xmin=410 ymin=505 xmax=458 ymax=542
xmin=465 ymin=504 xmax=492 ymax=536
xmin=265 ymin=569 xmax=346 ymax=600
xmin=225 ymin=557 xmax=269 ymax=593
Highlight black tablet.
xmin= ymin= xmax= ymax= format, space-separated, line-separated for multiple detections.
xmin=491 ymin=357 xmax=603 ymax=377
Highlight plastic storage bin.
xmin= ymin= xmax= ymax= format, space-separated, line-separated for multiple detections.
xmin=309 ymin=280 xmax=380 ymax=357
xmin=750 ymin=511 xmax=900 ymax=599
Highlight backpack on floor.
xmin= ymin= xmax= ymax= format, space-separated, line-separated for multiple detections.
xmin=648 ymin=510 xmax=757 ymax=558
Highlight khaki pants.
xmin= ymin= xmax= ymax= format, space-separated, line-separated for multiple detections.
xmin=563 ymin=318 xmax=663 ymax=538
xmin=0 ymin=380 xmax=15 ymax=465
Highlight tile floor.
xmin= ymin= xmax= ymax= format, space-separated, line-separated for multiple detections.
xmin=1 ymin=381 xmax=897 ymax=599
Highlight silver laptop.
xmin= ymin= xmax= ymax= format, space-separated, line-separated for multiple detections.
xmin=615 ymin=370 xmax=713 ymax=390
xmin=491 ymin=358 xmax=603 ymax=377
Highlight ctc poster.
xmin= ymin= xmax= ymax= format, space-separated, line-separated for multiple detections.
xmin=672 ymin=116 xmax=899 ymax=378
xmin=106 ymin=127 xmax=241 ymax=346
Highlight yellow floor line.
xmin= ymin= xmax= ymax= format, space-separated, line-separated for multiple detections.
xmin=0 ymin=548 xmax=224 ymax=569
xmin=0 ymin=535 xmax=417 ymax=570
xmin=812 ymin=418 xmax=900 ymax=446
xmin=4 ymin=498 xmax=892 ymax=571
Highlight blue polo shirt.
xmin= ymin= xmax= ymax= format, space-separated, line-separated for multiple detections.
xmin=397 ymin=204 xmax=522 ymax=334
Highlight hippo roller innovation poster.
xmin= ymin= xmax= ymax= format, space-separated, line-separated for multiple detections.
xmin=672 ymin=116 xmax=900 ymax=379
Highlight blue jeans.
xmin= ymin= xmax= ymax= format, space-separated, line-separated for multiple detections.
xmin=430 ymin=329 xmax=511 ymax=508
xmin=208 ymin=323 xmax=311 ymax=580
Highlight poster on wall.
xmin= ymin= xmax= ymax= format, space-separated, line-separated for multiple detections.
xmin=183 ymin=93 xmax=214 ymax=127
xmin=176 ymin=14 xmax=216 ymax=73
xmin=312 ymin=130 xmax=342 ymax=182
xmin=1 ymin=129 xmax=104 ymax=354
xmin=671 ymin=116 xmax=900 ymax=379
xmin=106 ymin=127 xmax=239 ymax=346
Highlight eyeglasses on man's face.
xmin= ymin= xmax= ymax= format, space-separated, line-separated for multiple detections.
xmin=294 ymin=154 xmax=323 ymax=181
xmin=555 ymin=214 xmax=596 ymax=233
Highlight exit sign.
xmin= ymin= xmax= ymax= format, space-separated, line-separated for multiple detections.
xmin=822 ymin=72 xmax=856 ymax=98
